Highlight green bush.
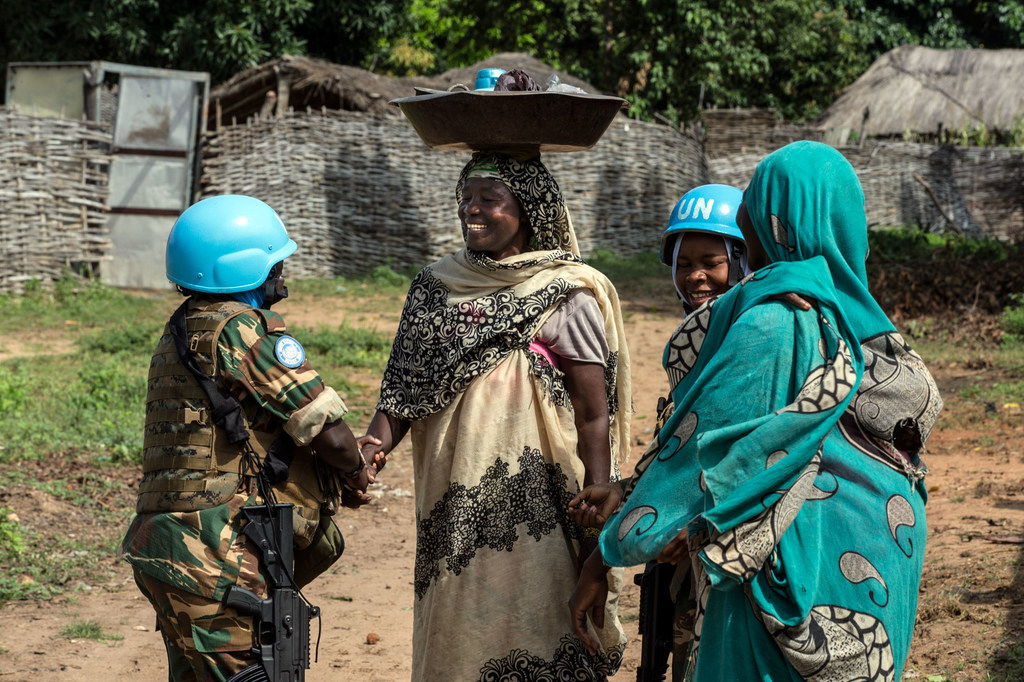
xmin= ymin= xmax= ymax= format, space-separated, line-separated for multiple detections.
xmin=366 ymin=264 xmax=417 ymax=288
xmin=0 ymin=354 xmax=146 ymax=463
xmin=866 ymin=228 xmax=1011 ymax=262
xmin=78 ymin=322 xmax=164 ymax=355
xmin=587 ymin=249 xmax=664 ymax=281
xmin=1002 ymin=293 xmax=1024 ymax=347
xmin=0 ymin=366 xmax=30 ymax=416
xmin=297 ymin=268 xmax=418 ymax=298
xmin=68 ymin=357 xmax=147 ymax=462
xmin=1 ymin=272 xmax=163 ymax=332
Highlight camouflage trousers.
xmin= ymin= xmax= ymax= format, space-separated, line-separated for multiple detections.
xmin=133 ymin=569 xmax=261 ymax=682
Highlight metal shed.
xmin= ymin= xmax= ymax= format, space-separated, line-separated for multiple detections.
xmin=6 ymin=61 xmax=209 ymax=288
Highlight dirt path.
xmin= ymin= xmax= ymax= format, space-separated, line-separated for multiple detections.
xmin=1 ymin=293 xmax=1023 ymax=681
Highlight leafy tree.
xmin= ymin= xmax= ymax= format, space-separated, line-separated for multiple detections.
xmin=2 ymin=0 xmax=314 ymax=88
xmin=388 ymin=0 xmax=1024 ymax=122
xmin=403 ymin=0 xmax=873 ymax=122
xmin=386 ymin=0 xmax=602 ymax=77
xmin=5 ymin=0 xmax=1024 ymax=122
xmin=304 ymin=0 xmax=414 ymax=72
xmin=838 ymin=0 xmax=1024 ymax=51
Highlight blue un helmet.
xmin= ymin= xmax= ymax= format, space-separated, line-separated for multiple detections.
xmin=166 ymin=195 xmax=297 ymax=295
xmin=659 ymin=184 xmax=745 ymax=265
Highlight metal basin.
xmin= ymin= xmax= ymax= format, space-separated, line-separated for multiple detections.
xmin=390 ymin=90 xmax=628 ymax=154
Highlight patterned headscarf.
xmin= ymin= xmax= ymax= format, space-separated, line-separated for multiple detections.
xmin=456 ymin=152 xmax=580 ymax=256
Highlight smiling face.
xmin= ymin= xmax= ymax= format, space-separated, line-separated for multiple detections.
xmin=736 ymin=201 xmax=769 ymax=270
xmin=458 ymin=177 xmax=529 ymax=260
xmin=671 ymin=231 xmax=732 ymax=308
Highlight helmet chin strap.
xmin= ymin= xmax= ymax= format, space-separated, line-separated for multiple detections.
xmin=725 ymin=239 xmax=749 ymax=286
xmin=262 ymin=262 xmax=289 ymax=308
xmin=671 ymin=237 xmax=686 ymax=301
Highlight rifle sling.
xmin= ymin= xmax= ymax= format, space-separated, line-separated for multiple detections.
xmin=168 ymin=301 xmax=251 ymax=445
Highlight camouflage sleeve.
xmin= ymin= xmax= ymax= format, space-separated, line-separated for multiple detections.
xmin=215 ymin=310 xmax=347 ymax=445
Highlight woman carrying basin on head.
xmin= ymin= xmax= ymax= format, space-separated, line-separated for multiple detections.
xmin=361 ymin=150 xmax=631 ymax=681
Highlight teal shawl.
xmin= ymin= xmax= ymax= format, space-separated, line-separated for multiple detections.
xmin=601 ymin=141 xmax=940 ymax=680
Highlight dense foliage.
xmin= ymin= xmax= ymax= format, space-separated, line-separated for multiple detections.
xmin=2 ymin=0 xmax=1024 ymax=121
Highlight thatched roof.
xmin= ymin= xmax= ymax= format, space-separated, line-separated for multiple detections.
xmin=816 ymin=45 xmax=1024 ymax=138
xmin=208 ymin=52 xmax=605 ymax=128
xmin=209 ymin=55 xmax=411 ymax=125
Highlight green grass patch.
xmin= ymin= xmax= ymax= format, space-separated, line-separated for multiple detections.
xmin=298 ymin=323 xmax=393 ymax=371
xmin=297 ymin=265 xmax=419 ymax=299
xmin=0 ymin=507 xmax=25 ymax=559
xmin=911 ymin=336 xmax=1024 ymax=371
xmin=0 ymin=273 xmax=173 ymax=333
xmin=957 ymin=381 xmax=1024 ymax=405
xmin=31 ymin=472 xmax=130 ymax=510
xmin=0 ymin=272 xmax=400 ymax=464
xmin=0 ymin=524 xmax=128 ymax=603
xmin=1001 ymin=293 xmax=1024 ymax=346
xmin=0 ymin=467 xmax=132 ymax=604
xmin=58 ymin=619 xmax=124 ymax=642
xmin=0 ymin=353 xmax=148 ymax=463
xmin=587 ymin=249 xmax=664 ymax=283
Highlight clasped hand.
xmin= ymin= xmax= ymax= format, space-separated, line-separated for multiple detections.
xmin=338 ymin=435 xmax=388 ymax=509
xmin=568 ymin=482 xmax=623 ymax=528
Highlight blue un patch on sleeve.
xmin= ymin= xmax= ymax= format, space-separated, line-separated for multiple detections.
xmin=274 ymin=336 xmax=306 ymax=368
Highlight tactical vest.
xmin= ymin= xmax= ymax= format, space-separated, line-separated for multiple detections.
xmin=137 ymin=298 xmax=326 ymax=547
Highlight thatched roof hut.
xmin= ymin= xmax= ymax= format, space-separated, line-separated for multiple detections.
xmin=208 ymin=52 xmax=605 ymax=128
xmin=816 ymin=45 xmax=1024 ymax=140
xmin=209 ymin=55 xmax=410 ymax=125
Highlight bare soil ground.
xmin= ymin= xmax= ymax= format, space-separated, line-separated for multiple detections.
xmin=1 ymin=285 xmax=1022 ymax=681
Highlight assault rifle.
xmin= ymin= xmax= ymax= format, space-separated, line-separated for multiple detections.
xmin=633 ymin=560 xmax=675 ymax=682
xmin=224 ymin=503 xmax=319 ymax=682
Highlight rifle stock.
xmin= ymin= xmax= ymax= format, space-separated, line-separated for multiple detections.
xmin=633 ymin=560 xmax=674 ymax=682
xmin=224 ymin=504 xmax=319 ymax=682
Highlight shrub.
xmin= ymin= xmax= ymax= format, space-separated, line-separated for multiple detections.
xmin=1002 ymin=293 xmax=1024 ymax=347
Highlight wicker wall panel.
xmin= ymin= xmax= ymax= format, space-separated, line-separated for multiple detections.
xmin=711 ymin=140 xmax=1024 ymax=241
xmin=200 ymin=110 xmax=707 ymax=277
xmin=3 ymin=103 xmax=1022 ymax=294
xmin=0 ymin=107 xmax=111 ymax=294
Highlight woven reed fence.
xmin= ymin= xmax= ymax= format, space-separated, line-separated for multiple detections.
xmin=703 ymin=108 xmax=1024 ymax=241
xmin=702 ymin=108 xmax=824 ymax=159
xmin=201 ymin=109 xmax=705 ymax=278
xmin=0 ymin=107 xmax=111 ymax=294
xmin=710 ymin=140 xmax=1024 ymax=241
xmin=3 ymin=102 xmax=1022 ymax=294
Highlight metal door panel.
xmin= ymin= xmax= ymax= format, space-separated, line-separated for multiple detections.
xmin=113 ymin=75 xmax=196 ymax=152
xmin=103 ymin=214 xmax=176 ymax=288
xmin=108 ymin=156 xmax=188 ymax=210
xmin=5 ymin=65 xmax=85 ymax=119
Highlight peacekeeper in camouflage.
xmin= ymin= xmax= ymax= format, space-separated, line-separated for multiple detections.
xmin=119 ymin=195 xmax=376 ymax=682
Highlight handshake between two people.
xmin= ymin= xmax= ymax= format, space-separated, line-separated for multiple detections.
xmin=328 ymin=410 xmax=410 ymax=509
xmin=311 ymin=413 xmax=395 ymax=510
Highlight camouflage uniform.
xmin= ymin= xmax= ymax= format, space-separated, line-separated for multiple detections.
xmin=120 ymin=298 xmax=347 ymax=682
